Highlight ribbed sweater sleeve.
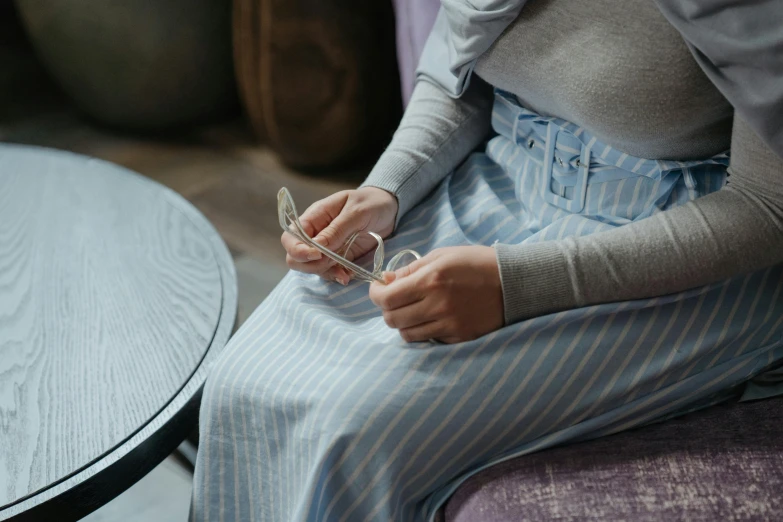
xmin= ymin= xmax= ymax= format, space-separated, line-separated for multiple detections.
xmin=495 ymin=115 xmax=783 ymax=323
xmin=361 ymin=78 xmax=493 ymax=226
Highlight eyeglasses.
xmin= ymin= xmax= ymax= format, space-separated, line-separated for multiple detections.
xmin=278 ymin=187 xmax=422 ymax=284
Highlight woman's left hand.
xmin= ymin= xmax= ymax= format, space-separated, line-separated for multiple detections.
xmin=369 ymin=246 xmax=505 ymax=343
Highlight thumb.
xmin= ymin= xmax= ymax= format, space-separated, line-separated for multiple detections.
xmin=314 ymin=210 xmax=362 ymax=252
xmin=298 ymin=191 xmax=349 ymax=238
xmin=393 ymin=255 xmax=428 ymax=280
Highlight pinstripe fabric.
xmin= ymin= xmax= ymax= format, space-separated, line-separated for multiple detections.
xmin=190 ymin=91 xmax=783 ymax=522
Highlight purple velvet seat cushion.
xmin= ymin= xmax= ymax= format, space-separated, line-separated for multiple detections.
xmin=445 ymin=398 xmax=783 ymax=521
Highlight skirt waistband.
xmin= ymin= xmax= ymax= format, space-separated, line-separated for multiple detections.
xmin=490 ymin=89 xmax=729 ymax=181
xmin=488 ymin=89 xmax=729 ymax=214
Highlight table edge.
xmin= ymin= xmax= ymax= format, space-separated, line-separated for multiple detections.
xmin=0 ymin=149 xmax=238 ymax=521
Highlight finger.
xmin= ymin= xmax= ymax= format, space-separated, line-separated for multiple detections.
xmin=322 ymin=265 xmax=351 ymax=285
xmin=369 ymin=254 xmax=433 ymax=310
xmin=399 ymin=321 xmax=444 ymax=343
xmin=281 ymin=230 xmax=323 ymax=262
xmin=286 ymin=252 xmax=337 ymax=275
xmin=382 ymin=298 xmax=433 ymax=330
xmin=397 ymin=252 xmax=434 ymax=276
xmin=284 ymin=191 xmax=350 ymax=261
xmin=299 ymin=192 xmax=349 ymax=237
xmin=313 ymin=209 xmax=364 ymax=252
xmin=369 ymin=269 xmax=427 ymax=311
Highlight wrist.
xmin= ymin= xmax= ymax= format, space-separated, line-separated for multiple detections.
xmin=358 ymin=186 xmax=398 ymax=205
xmin=479 ymin=244 xmax=503 ymax=297
xmin=357 ymin=186 xmax=399 ymax=233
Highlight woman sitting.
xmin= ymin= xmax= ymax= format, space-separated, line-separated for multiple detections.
xmin=191 ymin=1 xmax=783 ymax=520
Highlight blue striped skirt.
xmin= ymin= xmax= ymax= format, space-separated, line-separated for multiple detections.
xmin=190 ymin=91 xmax=783 ymax=522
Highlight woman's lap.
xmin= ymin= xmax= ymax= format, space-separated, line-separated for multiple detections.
xmin=192 ymin=255 xmax=783 ymax=522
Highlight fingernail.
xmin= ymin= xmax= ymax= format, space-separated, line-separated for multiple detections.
xmin=383 ymin=272 xmax=396 ymax=283
xmin=307 ymin=250 xmax=322 ymax=261
xmin=339 ymin=276 xmax=349 ymax=286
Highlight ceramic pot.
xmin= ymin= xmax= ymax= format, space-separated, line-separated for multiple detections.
xmin=15 ymin=0 xmax=238 ymax=129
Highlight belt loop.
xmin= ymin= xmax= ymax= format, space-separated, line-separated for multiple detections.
xmin=682 ymin=166 xmax=698 ymax=200
xmin=573 ymin=143 xmax=591 ymax=212
xmin=512 ymin=108 xmax=521 ymax=145
xmin=543 ymin=121 xmax=556 ymax=172
xmin=541 ymin=123 xmax=590 ymax=213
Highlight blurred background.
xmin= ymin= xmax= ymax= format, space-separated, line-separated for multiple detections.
xmin=0 ymin=0 xmax=406 ymax=319
xmin=0 ymin=0 xmax=433 ymax=519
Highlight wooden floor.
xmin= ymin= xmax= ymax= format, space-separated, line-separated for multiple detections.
xmin=1 ymin=8 xmax=364 ymax=519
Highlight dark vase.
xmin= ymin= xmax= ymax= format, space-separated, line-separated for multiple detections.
xmin=14 ymin=0 xmax=238 ymax=129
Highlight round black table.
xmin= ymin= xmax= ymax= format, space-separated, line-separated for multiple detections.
xmin=0 ymin=145 xmax=237 ymax=521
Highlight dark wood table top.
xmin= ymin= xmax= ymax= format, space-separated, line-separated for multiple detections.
xmin=0 ymin=145 xmax=237 ymax=521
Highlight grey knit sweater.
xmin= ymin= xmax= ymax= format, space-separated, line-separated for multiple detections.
xmin=362 ymin=0 xmax=783 ymax=324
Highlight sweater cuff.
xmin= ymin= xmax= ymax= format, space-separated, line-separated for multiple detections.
xmin=494 ymin=241 xmax=578 ymax=324
xmin=360 ymin=152 xmax=431 ymax=229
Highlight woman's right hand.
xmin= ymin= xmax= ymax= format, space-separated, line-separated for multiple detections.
xmin=280 ymin=187 xmax=399 ymax=284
